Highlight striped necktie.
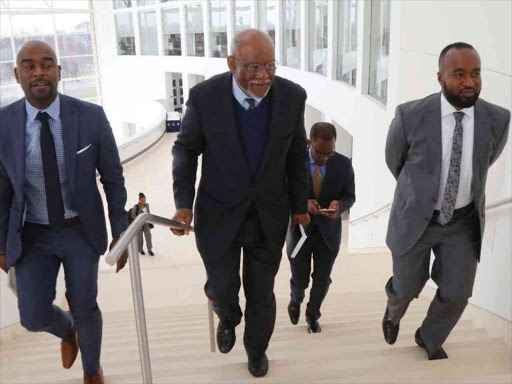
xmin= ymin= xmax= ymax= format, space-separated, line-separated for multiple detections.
xmin=246 ymin=98 xmax=256 ymax=111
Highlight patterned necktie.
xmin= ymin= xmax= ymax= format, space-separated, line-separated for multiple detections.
xmin=246 ymin=98 xmax=256 ymax=111
xmin=36 ymin=112 xmax=65 ymax=229
xmin=313 ymin=164 xmax=323 ymax=199
xmin=438 ymin=111 xmax=464 ymax=225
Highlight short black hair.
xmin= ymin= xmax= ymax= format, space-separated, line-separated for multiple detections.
xmin=310 ymin=122 xmax=337 ymax=141
xmin=139 ymin=192 xmax=145 ymax=199
xmin=438 ymin=42 xmax=475 ymax=71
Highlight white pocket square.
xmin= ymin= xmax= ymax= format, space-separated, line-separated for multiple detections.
xmin=77 ymin=143 xmax=92 ymax=155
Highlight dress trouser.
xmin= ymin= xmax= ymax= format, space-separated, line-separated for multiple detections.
xmin=288 ymin=225 xmax=338 ymax=321
xmin=15 ymin=220 xmax=102 ymax=375
xmin=202 ymin=205 xmax=282 ymax=356
xmin=137 ymin=223 xmax=153 ymax=252
xmin=385 ymin=203 xmax=479 ymax=354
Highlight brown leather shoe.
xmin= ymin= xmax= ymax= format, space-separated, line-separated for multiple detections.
xmin=61 ymin=328 xmax=79 ymax=369
xmin=84 ymin=366 xmax=104 ymax=384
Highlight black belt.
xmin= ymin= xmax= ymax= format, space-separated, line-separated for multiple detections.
xmin=432 ymin=202 xmax=475 ymax=219
xmin=25 ymin=216 xmax=80 ymax=229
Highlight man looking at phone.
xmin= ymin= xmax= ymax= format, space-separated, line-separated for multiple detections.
xmin=286 ymin=122 xmax=355 ymax=333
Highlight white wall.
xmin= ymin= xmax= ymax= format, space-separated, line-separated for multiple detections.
xmin=89 ymin=0 xmax=512 ymax=323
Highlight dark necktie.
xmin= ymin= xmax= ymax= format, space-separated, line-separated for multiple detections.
xmin=246 ymin=98 xmax=256 ymax=111
xmin=36 ymin=112 xmax=65 ymax=229
xmin=438 ymin=111 xmax=464 ymax=225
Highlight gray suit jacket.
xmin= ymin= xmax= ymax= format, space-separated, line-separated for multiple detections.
xmin=0 ymin=94 xmax=128 ymax=268
xmin=385 ymin=92 xmax=510 ymax=257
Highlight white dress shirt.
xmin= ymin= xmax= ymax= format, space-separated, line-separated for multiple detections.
xmin=435 ymin=93 xmax=474 ymax=210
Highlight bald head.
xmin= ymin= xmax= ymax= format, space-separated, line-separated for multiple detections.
xmin=16 ymin=40 xmax=57 ymax=66
xmin=230 ymin=29 xmax=274 ymax=56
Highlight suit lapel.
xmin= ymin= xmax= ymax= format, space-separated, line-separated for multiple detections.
xmin=255 ymin=79 xmax=286 ymax=180
xmin=59 ymin=95 xmax=79 ymax=193
xmin=425 ymin=93 xmax=442 ymax=178
xmin=11 ymin=99 xmax=26 ymax=205
xmin=221 ymin=74 xmax=250 ymax=171
xmin=473 ymin=99 xmax=492 ymax=191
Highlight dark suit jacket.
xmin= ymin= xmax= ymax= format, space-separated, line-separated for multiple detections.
xmin=385 ymin=93 xmax=510 ymax=257
xmin=286 ymin=152 xmax=356 ymax=254
xmin=0 ymin=94 xmax=128 ymax=268
xmin=172 ymin=72 xmax=309 ymax=259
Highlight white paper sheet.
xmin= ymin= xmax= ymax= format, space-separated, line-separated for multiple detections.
xmin=290 ymin=224 xmax=307 ymax=259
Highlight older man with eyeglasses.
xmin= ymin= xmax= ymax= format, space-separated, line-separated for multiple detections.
xmin=171 ymin=29 xmax=310 ymax=377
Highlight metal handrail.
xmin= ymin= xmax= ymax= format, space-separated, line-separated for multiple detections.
xmin=349 ymin=197 xmax=512 ymax=226
xmin=105 ymin=213 xmax=215 ymax=384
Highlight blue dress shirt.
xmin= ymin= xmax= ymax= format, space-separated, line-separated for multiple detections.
xmin=24 ymin=96 xmax=78 ymax=224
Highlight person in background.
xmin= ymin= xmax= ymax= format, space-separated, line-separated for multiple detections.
xmin=383 ymin=42 xmax=510 ymax=360
xmin=0 ymin=40 xmax=128 ymax=384
xmin=131 ymin=192 xmax=154 ymax=256
xmin=286 ymin=122 xmax=355 ymax=333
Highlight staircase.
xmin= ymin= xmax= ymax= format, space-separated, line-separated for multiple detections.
xmin=1 ymin=290 xmax=511 ymax=384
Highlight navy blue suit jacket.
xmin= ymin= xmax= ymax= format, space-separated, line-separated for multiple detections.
xmin=0 ymin=94 xmax=128 ymax=268
xmin=172 ymin=72 xmax=309 ymax=259
xmin=287 ymin=152 xmax=355 ymax=253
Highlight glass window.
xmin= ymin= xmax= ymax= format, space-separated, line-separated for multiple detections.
xmin=368 ymin=0 xmax=391 ymax=104
xmin=113 ymin=0 xmax=132 ymax=9
xmin=337 ymin=0 xmax=358 ymax=86
xmin=257 ymin=0 xmax=277 ymax=44
xmin=60 ymin=56 xmax=95 ymax=79
xmin=283 ymin=0 xmax=300 ymax=69
xmin=309 ymin=0 xmax=328 ymax=76
xmin=55 ymin=14 xmax=93 ymax=57
xmin=1 ymin=15 xmax=13 ymax=63
xmin=53 ymin=1 xmax=90 ymax=10
xmin=139 ymin=11 xmax=158 ymax=55
xmin=185 ymin=4 xmax=204 ymax=57
xmin=62 ymin=79 xmax=98 ymax=99
xmin=116 ymin=13 xmax=136 ymax=55
xmin=234 ymin=0 xmax=252 ymax=32
xmin=11 ymin=14 xmax=56 ymax=51
xmin=0 ymin=86 xmax=20 ymax=107
xmin=161 ymin=0 xmax=178 ymax=2
xmin=162 ymin=8 xmax=181 ymax=56
xmin=138 ymin=0 xmax=156 ymax=6
xmin=210 ymin=0 xmax=228 ymax=58
xmin=0 ymin=62 xmax=15 ymax=85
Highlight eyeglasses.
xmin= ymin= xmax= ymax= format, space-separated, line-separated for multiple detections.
xmin=234 ymin=57 xmax=278 ymax=74
xmin=311 ymin=146 xmax=335 ymax=159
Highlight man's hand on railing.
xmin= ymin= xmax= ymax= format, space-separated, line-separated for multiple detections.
xmin=110 ymin=238 xmax=128 ymax=273
xmin=0 ymin=252 xmax=7 ymax=273
xmin=170 ymin=209 xmax=193 ymax=236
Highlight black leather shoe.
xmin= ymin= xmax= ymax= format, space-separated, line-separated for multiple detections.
xmin=140 ymin=250 xmax=145 ymax=255
xmin=148 ymin=251 xmax=154 ymax=256
xmin=248 ymin=353 xmax=268 ymax=377
xmin=415 ymin=328 xmax=448 ymax=360
xmin=288 ymin=301 xmax=300 ymax=325
xmin=216 ymin=322 xmax=236 ymax=354
xmin=306 ymin=317 xmax=321 ymax=333
xmin=382 ymin=307 xmax=399 ymax=344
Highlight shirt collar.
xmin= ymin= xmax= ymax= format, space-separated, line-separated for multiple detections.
xmin=25 ymin=94 xmax=60 ymax=123
xmin=308 ymin=147 xmax=316 ymax=165
xmin=440 ymin=92 xmax=474 ymax=118
xmin=232 ymin=76 xmax=263 ymax=109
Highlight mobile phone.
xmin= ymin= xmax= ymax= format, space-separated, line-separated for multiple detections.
xmin=319 ymin=208 xmax=336 ymax=213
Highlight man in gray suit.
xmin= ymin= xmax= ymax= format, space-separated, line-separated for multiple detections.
xmin=382 ymin=42 xmax=510 ymax=360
